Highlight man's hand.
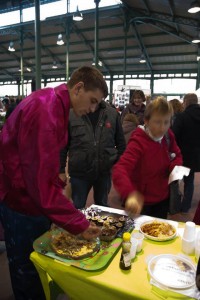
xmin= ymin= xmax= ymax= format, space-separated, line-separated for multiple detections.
xmin=125 ymin=191 xmax=144 ymax=217
xmin=81 ymin=223 xmax=101 ymax=240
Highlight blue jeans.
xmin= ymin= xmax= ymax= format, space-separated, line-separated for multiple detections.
xmin=70 ymin=174 xmax=111 ymax=209
xmin=0 ymin=202 xmax=51 ymax=300
xmin=182 ymin=171 xmax=195 ymax=212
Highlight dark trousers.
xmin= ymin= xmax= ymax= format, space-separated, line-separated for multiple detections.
xmin=182 ymin=171 xmax=195 ymax=213
xmin=70 ymin=174 xmax=111 ymax=209
xmin=141 ymin=198 xmax=169 ymax=219
xmin=0 ymin=202 xmax=51 ymax=300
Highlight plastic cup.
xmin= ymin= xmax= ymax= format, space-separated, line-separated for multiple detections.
xmin=130 ymin=238 xmax=138 ymax=259
xmin=181 ymin=237 xmax=195 ymax=255
xmin=131 ymin=232 xmax=144 ymax=252
xmin=183 ymin=221 xmax=196 ymax=240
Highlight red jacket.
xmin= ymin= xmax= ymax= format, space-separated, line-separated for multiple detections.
xmin=112 ymin=127 xmax=182 ymax=204
xmin=0 ymin=84 xmax=89 ymax=234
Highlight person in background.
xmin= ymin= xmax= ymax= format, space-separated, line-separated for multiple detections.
xmin=172 ymin=93 xmax=200 ymax=214
xmin=60 ymin=101 xmax=126 ymax=209
xmin=169 ymin=98 xmax=184 ymax=126
xmin=5 ymin=96 xmax=17 ymax=119
xmin=121 ymin=89 xmax=146 ymax=125
xmin=122 ymin=113 xmax=139 ymax=144
xmin=112 ymin=96 xmax=182 ymax=219
xmin=145 ymin=95 xmax=152 ymax=107
xmin=0 ymin=66 xmax=107 ymax=300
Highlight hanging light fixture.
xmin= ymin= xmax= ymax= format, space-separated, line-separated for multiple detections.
xmin=8 ymin=41 xmax=15 ymax=52
xmin=52 ymin=61 xmax=58 ymax=69
xmin=139 ymin=54 xmax=146 ymax=63
xmin=57 ymin=34 xmax=64 ymax=46
xmin=73 ymin=6 xmax=83 ymax=21
xmin=188 ymin=1 xmax=200 ymax=13
xmin=192 ymin=32 xmax=200 ymax=43
xmin=92 ymin=59 xmax=103 ymax=67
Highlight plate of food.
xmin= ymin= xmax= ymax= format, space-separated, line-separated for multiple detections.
xmin=139 ymin=219 xmax=177 ymax=241
xmin=50 ymin=228 xmax=100 ymax=260
xmin=148 ymin=254 xmax=196 ymax=289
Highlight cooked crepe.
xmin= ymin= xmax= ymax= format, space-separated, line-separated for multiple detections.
xmin=51 ymin=231 xmax=97 ymax=259
xmin=141 ymin=221 xmax=176 ymax=239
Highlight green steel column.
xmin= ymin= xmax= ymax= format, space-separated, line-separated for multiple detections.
xmin=109 ymin=75 xmax=113 ymax=102
xmin=65 ymin=0 xmax=70 ymax=81
xmin=20 ymin=4 xmax=24 ymax=97
xmin=123 ymin=14 xmax=129 ymax=86
xmin=150 ymin=74 xmax=154 ymax=96
xmin=94 ymin=0 xmax=100 ymax=67
xmin=65 ymin=18 xmax=70 ymax=81
xmin=34 ymin=0 xmax=41 ymax=90
xmin=196 ymin=47 xmax=200 ymax=90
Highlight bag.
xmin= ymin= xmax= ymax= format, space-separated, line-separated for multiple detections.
xmin=165 ymin=132 xmax=182 ymax=214
xmin=169 ymin=180 xmax=182 ymax=215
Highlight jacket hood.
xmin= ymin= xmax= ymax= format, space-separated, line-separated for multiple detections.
xmin=122 ymin=121 xmax=137 ymax=134
xmin=185 ymin=104 xmax=200 ymax=123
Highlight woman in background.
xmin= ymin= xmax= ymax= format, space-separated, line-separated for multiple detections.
xmin=121 ymin=90 xmax=146 ymax=125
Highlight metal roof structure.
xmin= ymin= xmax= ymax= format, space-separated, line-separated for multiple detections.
xmin=0 ymin=0 xmax=199 ymax=89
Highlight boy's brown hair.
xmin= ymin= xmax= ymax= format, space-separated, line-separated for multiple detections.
xmin=68 ymin=66 xmax=108 ymax=99
xmin=144 ymin=96 xmax=173 ymax=121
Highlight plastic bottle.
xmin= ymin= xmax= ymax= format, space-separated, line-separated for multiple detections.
xmin=119 ymin=232 xmax=132 ymax=270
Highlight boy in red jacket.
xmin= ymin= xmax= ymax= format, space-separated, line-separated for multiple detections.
xmin=112 ymin=96 xmax=182 ymax=219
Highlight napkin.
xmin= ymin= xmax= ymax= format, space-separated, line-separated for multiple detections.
xmin=168 ymin=166 xmax=190 ymax=184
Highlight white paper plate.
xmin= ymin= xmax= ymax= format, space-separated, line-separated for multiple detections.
xmin=148 ymin=254 xmax=196 ymax=289
xmin=139 ymin=219 xmax=177 ymax=241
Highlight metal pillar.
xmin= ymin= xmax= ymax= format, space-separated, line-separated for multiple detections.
xmin=94 ymin=0 xmax=100 ymax=67
xmin=20 ymin=4 xmax=24 ymax=97
xmin=196 ymin=47 xmax=200 ymax=90
xmin=65 ymin=0 xmax=70 ymax=81
xmin=123 ymin=15 xmax=129 ymax=86
xmin=109 ymin=75 xmax=113 ymax=103
xmin=150 ymin=74 xmax=154 ymax=96
xmin=34 ymin=0 xmax=41 ymax=90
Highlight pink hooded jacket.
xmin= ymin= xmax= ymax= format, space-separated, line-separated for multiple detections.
xmin=0 ymin=83 xmax=89 ymax=234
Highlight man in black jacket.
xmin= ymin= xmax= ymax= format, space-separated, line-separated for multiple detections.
xmin=60 ymin=101 xmax=126 ymax=209
xmin=172 ymin=93 xmax=200 ymax=213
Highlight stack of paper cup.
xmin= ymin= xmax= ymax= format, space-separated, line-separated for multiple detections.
xmin=181 ymin=221 xmax=196 ymax=255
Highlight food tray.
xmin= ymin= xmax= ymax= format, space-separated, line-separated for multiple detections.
xmin=33 ymin=205 xmax=135 ymax=271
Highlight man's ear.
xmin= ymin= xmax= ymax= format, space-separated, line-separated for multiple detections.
xmin=74 ymin=82 xmax=84 ymax=96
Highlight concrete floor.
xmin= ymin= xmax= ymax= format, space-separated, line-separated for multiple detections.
xmin=0 ymin=173 xmax=200 ymax=300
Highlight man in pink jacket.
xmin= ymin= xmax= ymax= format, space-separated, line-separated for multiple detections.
xmin=0 ymin=66 xmax=107 ymax=300
xmin=112 ymin=96 xmax=182 ymax=219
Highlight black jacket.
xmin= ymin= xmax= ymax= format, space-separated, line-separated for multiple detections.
xmin=60 ymin=102 xmax=126 ymax=179
xmin=172 ymin=104 xmax=200 ymax=171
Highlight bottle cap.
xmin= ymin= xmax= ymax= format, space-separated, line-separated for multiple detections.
xmin=123 ymin=232 xmax=131 ymax=242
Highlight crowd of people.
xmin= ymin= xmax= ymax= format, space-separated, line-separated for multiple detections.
xmin=0 ymin=65 xmax=200 ymax=299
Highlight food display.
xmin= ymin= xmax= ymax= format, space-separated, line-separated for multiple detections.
xmin=82 ymin=207 xmax=131 ymax=242
xmin=51 ymin=229 xmax=100 ymax=259
xmin=140 ymin=219 xmax=176 ymax=241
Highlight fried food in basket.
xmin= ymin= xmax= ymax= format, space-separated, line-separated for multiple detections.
xmin=51 ymin=230 xmax=98 ymax=259
xmin=140 ymin=220 xmax=176 ymax=239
